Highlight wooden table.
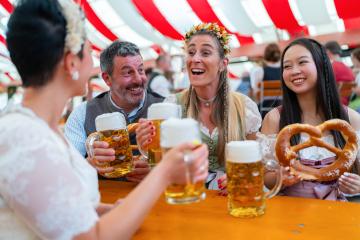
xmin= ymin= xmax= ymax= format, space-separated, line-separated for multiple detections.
xmin=99 ymin=180 xmax=360 ymax=240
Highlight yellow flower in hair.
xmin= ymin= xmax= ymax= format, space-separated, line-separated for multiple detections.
xmin=185 ymin=22 xmax=231 ymax=56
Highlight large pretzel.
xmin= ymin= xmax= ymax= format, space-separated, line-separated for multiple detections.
xmin=275 ymin=119 xmax=358 ymax=182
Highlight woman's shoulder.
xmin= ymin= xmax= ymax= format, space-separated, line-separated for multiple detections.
xmin=0 ymin=107 xmax=58 ymax=150
xmin=261 ymin=108 xmax=280 ymax=134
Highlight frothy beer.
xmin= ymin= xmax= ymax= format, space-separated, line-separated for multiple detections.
xmin=146 ymin=103 xmax=181 ymax=167
xmin=94 ymin=112 xmax=133 ymax=178
xmin=160 ymin=118 xmax=205 ymax=204
xmin=226 ymin=141 xmax=265 ymax=217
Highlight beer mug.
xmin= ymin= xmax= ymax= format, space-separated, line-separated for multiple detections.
xmin=160 ymin=118 xmax=205 ymax=204
xmin=86 ymin=112 xmax=133 ymax=178
xmin=140 ymin=102 xmax=181 ymax=167
xmin=226 ymin=141 xmax=282 ymax=218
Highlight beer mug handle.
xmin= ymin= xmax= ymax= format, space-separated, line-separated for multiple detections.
xmin=85 ymin=132 xmax=101 ymax=158
xmin=137 ymin=143 xmax=149 ymax=160
xmin=177 ymin=105 xmax=182 ymax=118
xmin=264 ymin=159 xmax=282 ymax=199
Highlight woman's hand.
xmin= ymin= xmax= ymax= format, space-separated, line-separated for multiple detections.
xmin=161 ymin=143 xmax=209 ymax=185
xmin=126 ymin=158 xmax=150 ymax=183
xmin=135 ymin=118 xmax=156 ymax=151
xmin=339 ymin=172 xmax=360 ymax=194
xmin=282 ymin=167 xmax=301 ymax=187
xmin=217 ymin=175 xmax=228 ymax=196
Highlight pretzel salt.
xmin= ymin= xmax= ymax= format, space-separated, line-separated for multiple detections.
xmin=275 ymin=119 xmax=358 ymax=181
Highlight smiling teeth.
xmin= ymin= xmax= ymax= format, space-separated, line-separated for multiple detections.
xmin=192 ymin=69 xmax=205 ymax=73
xmin=293 ymin=79 xmax=304 ymax=84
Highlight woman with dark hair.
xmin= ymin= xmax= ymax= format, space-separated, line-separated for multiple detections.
xmin=136 ymin=23 xmax=261 ymax=191
xmin=261 ymin=38 xmax=360 ymax=200
xmin=0 ymin=0 xmax=208 ymax=239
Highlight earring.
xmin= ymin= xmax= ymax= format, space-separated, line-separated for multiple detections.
xmin=71 ymin=71 xmax=79 ymax=81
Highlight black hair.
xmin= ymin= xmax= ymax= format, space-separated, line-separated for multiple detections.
xmin=6 ymin=0 xmax=68 ymax=88
xmin=279 ymin=38 xmax=348 ymax=148
xmin=324 ymin=41 xmax=342 ymax=56
xmin=100 ymin=41 xmax=141 ymax=76
xmin=264 ymin=43 xmax=281 ymax=62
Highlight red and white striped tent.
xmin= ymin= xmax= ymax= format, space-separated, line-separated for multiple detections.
xmin=0 ymin=0 xmax=360 ymax=81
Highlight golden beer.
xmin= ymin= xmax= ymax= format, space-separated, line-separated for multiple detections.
xmin=227 ymin=160 xmax=265 ymax=217
xmin=143 ymin=103 xmax=181 ymax=167
xmin=87 ymin=112 xmax=133 ymax=178
xmin=98 ymin=128 xmax=133 ymax=178
xmin=147 ymin=119 xmax=163 ymax=167
xmin=160 ymin=118 xmax=205 ymax=204
xmin=162 ymin=147 xmax=206 ymax=203
xmin=226 ymin=141 xmax=282 ymax=218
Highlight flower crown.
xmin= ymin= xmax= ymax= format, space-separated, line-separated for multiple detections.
xmin=58 ymin=0 xmax=86 ymax=55
xmin=185 ymin=22 xmax=231 ymax=55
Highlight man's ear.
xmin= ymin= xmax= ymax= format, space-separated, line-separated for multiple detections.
xmin=102 ymin=72 xmax=112 ymax=87
xmin=220 ymin=58 xmax=229 ymax=72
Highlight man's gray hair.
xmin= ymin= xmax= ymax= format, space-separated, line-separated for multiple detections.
xmin=100 ymin=41 xmax=141 ymax=75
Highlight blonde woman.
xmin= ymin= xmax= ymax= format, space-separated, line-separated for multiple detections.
xmin=136 ymin=23 xmax=261 ymax=190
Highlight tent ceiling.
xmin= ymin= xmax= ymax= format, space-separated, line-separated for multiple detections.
xmin=0 ymin=0 xmax=360 ymax=79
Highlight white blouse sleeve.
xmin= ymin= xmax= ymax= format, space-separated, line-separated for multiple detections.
xmin=0 ymin=117 xmax=98 ymax=240
xmin=243 ymin=95 xmax=262 ymax=135
xmin=163 ymin=94 xmax=178 ymax=104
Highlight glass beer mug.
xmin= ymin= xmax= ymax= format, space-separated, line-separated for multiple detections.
xmin=86 ymin=112 xmax=133 ymax=178
xmin=140 ymin=102 xmax=181 ymax=167
xmin=160 ymin=118 xmax=205 ymax=204
xmin=226 ymin=141 xmax=282 ymax=218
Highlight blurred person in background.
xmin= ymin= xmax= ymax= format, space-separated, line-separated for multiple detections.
xmin=147 ymin=54 xmax=173 ymax=97
xmin=325 ymin=41 xmax=354 ymax=83
xmin=250 ymin=43 xmax=282 ymax=117
xmin=349 ymin=48 xmax=360 ymax=112
xmin=250 ymin=43 xmax=281 ymax=96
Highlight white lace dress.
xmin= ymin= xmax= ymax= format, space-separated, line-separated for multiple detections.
xmin=0 ymin=105 xmax=100 ymax=240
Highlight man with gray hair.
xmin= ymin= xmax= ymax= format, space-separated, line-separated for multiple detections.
xmin=65 ymin=41 xmax=164 ymax=181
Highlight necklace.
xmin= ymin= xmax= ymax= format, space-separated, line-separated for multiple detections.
xmin=197 ymin=94 xmax=217 ymax=107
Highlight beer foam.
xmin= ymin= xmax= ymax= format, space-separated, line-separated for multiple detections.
xmin=226 ymin=141 xmax=261 ymax=163
xmin=95 ymin=112 xmax=126 ymax=131
xmin=160 ymin=118 xmax=201 ymax=148
xmin=147 ymin=102 xmax=181 ymax=120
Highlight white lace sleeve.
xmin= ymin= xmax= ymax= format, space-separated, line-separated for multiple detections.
xmin=0 ymin=115 xmax=98 ymax=240
xmin=163 ymin=94 xmax=178 ymax=104
xmin=243 ymin=95 xmax=262 ymax=134
xmin=256 ymin=132 xmax=277 ymax=161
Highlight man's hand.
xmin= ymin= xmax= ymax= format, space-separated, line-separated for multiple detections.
xmin=126 ymin=158 xmax=151 ymax=182
xmin=87 ymin=141 xmax=115 ymax=174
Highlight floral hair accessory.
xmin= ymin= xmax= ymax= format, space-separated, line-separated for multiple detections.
xmin=58 ymin=0 xmax=86 ymax=55
xmin=185 ymin=22 xmax=231 ymax=55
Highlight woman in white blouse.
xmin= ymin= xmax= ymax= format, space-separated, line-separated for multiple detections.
xmin=136 ymin=23 xmax=262 ymax=190
xmin=0 ymin=0 xmax=208 ymax=239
